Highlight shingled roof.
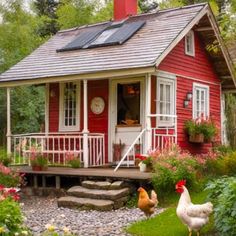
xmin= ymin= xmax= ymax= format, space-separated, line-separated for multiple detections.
xmin=0 ymin=3 xmax=235 ymax=90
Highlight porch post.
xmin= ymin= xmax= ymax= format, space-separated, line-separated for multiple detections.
xmin=6 ymin=87 xmax=11 ymax=155
xmin=45 ymin=83 xmax=49 ymax=134
xmin=83 ymin=79 xmax=89 ymax=168
xmin=144 ymin=74 xmax=152 ymax=153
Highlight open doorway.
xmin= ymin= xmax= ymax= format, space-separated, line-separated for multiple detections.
xmin=117 ymin=83 xmax=140 ymax=125
xmin=109 ymin=78 xmax=144 ymax=164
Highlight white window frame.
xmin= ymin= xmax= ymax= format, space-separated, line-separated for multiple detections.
xmin=192 ymin=83 xmax=209 ymax=119
xmin=185 ymin=30 xmax=195 ymax=57
xmin=156 ymin=71 xmax=176 ymax=127
xmin=59 ymin=82 xmax=80 ymax=131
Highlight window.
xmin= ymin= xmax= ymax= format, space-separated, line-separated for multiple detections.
xmin=59 ymin=82 xmax=80 ymax=131
xmin=185 ymin=30 xmax=195 ymax=56
xmin=193 ymin=83 xmax=209 ymax=119
xmin=156 ymin=73 xmax=176 ymax=127
xmin=89 ymin=27 xmax=120 ymax=46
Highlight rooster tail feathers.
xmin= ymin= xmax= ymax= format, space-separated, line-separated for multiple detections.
xmin=151 ymin=190 xmax=158 ymax=206
xmin=205 ymin=202 xmax=213 ymax=213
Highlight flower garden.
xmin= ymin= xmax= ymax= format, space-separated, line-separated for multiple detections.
xmin=0 ymin=144 xmax=236 ymax=235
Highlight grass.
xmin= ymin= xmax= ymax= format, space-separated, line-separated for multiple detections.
xmin=126 ymin=190 xmax=215 ymax=236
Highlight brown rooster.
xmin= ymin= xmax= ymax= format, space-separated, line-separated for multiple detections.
xmin=137 ymin=187 xmax=158 ymax=218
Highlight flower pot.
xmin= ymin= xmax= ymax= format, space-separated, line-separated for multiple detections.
xmin=32 ymin=166 xmax=48 ymax=171
xmin=32 ymin=166 xmax=42 ymax=171
xmin=189 ymin=133 xmax=204 ymax=143
xmin=139 ymin=162 xmax=147 ymax=172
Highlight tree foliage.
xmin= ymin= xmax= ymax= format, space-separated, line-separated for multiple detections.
xmin=32 ymin=0 xmax=60 ymax=37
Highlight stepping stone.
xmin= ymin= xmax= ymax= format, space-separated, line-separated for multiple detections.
xmin=82 ymin=180 xmax=111 ymax=190
xmin=67 ymin=186 xmax=129 ymax=200
xmin=58 ymin=196 xmax=114 ymax=211
xmin=110 ymin=181 xmax=125 ymax=190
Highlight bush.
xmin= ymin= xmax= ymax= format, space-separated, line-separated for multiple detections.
xmin=0 ymin=187 xmax=30 ymax=235
xmin=0 ymin=148 xmax=11 ymax=166
xmin=0 ymin=164 xmax=25 ymax=187
xmin=150 ymin=145 xmax=198 ymax=197
xmin=205 ymin=177 xmax=236 ymax=236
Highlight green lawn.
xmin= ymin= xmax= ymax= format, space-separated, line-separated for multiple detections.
xmin=126 ymin=191 xmax=215 ymax=236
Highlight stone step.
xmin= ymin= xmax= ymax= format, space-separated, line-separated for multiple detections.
xmin=58 ymin=196 xmax=114 ymax=211
xmin=67 ymin=186 xmax=129 ymax=200
xmin=81 ymin=180 xmax=125 ymax=190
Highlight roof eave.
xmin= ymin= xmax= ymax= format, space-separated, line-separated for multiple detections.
xmin=0 ymin=66 xmax=156 ymax=88
xmin=154 ymin=4 xmax=236 ymax=88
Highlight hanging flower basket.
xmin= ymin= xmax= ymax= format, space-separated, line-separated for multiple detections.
xmin=189 ymin=133 xmax=204 ymax=143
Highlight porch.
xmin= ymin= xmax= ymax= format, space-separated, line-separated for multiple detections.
xmin=16 ymin=166 xmax=151 ymax=191
xmin=11 ymin=114 xmax=177 ymax=171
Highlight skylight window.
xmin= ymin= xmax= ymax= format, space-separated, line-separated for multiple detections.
xmin=90 ymin=27 xmax=120 ymax=46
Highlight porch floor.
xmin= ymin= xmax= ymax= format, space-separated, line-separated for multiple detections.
xmin=16 ymin=166 xmax=151 ymax=181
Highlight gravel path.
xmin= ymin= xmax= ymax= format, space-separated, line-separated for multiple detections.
xmin=20 ymin=196 xmax=163 ymax=236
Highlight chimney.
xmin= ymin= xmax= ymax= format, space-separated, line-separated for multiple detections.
xmin=114 ymin=0 xmax=138 ymax=21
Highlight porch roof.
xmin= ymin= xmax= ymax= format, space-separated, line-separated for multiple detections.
xmin=0 ymin=3 xmax=235 ymax=89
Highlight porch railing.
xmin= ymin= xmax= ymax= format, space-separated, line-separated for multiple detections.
xmin=11 ymin=132 xmax=105 ymax=167
xmin=114 ymin=114 xmax=177 ymax=171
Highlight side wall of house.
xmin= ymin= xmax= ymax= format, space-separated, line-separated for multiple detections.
xmin=157 ymin=31 xmax=221 ymax=153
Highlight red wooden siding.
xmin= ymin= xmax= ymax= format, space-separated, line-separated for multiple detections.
xmin=87 ymin=80 xmax=109 ymax=162
xmin=49 ymin=83 xmax=60 ymax=132
xmin=157 ymin=31 xmax=221 ymax=154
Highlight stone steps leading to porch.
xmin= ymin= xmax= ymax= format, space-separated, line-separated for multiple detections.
xmin=57 ymin=180 xmax=130 ymax=211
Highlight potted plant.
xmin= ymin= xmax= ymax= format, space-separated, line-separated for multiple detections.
xmin=201 ymin=118 xmax=217 ymax=142
xmin=136 ymin=155 xmax=153 ymax=172
xmin=65 ymin=152 xmax=81 ymax=168
xmin=30 ymin=153 xmax=48 ymax=171
xmin=184 ymin=119 xmax=204 ymax=143
xmin=184 ymin=116 xmax=217 ymax=143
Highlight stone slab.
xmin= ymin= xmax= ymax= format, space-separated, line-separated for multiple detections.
xmin=82 ymin=180 xmax=111 ymax=190
xmin=58 ymin=196 xmax=114 ymax=211
xmin=67 ymin=186 xmax=129 ymax=200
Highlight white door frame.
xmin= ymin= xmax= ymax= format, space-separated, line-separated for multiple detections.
xmin=108 ymin=76 xmax=145 ymax=163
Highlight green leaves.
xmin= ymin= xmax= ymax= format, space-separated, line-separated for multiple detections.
xmin=206 ymin=177 xmax=236 ymax=236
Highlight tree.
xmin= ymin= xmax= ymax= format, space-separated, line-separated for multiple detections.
xmin=56 ymin=0 xmax=97 ymax=29
xmin=32 ymin=0 xmax=60 ymax=36
xmin=0 ymin=0 xmax=45 ymax=144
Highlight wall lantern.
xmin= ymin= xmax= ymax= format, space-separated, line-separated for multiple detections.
xmin=186 ymin=91 xmax=193 ymax=100
xmin=183 ymin=91 xmax=193 ymax=108
xmin=50 ymin=89 xmax=56 ymax=98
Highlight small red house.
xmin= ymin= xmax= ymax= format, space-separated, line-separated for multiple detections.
xmin=0 ymin=1 xmax=235 ymax=170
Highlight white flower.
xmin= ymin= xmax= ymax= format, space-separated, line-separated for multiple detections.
xmin=63 ymin=227 xmax=70 ymax=234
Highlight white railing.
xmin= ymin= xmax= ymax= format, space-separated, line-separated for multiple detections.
xmin=114 ymin=114 xmax=177 ymax=171
xmin=149 ymin=114 xmax=177 ymax=150
xmin=11 ymin=132 xmax=105 ymax=167
xmin=114 ymin=129 xmax=146 ymax=172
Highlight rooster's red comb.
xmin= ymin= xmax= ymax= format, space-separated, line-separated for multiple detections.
xmin=176 ymin=180 xmax=186 ymax=186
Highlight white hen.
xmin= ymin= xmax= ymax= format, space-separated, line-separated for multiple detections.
xmin=176 ymin=180 xmax=213 ymax=236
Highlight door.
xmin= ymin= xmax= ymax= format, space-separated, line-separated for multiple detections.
xmin=109 ymin=78 xmax=145 ymax=163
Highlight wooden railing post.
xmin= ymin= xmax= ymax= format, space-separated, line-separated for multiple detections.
xmin=6 ymin=88 xmax=11 ymax=155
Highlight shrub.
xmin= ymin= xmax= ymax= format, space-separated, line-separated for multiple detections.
xmin=195 ymin=150 xmax=236 ymax=177
xmin=151 ymin=145 xmax=198 ymax=197
xmin=0 ymin=186 xmax=30 ymax=235
xmin=0 ymin=148 xmax=11 ymax=166
xmin=205 ymin=177 xmax=236 ymax=236
xmin=0 ymin=164 xmax=25 ymax=187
